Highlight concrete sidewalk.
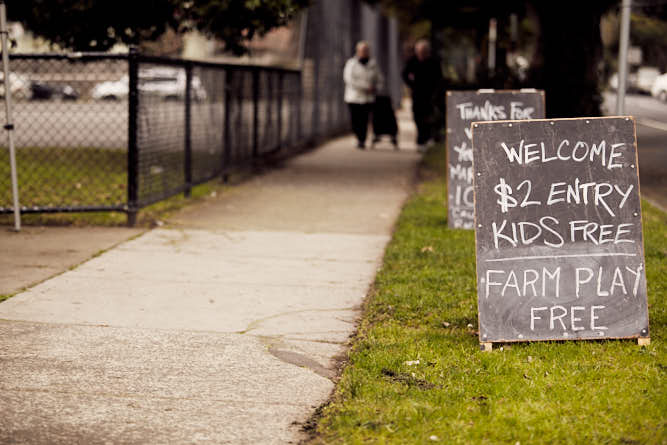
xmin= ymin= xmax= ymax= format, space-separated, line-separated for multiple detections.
xmin=0 ymin=109 xmax=420 ymax=444
xmin=1 ymin=226 xmax=143 ymax=296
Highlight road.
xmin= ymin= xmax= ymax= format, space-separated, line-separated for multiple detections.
xmin=603 ymin=92 xmax=667 ymax=210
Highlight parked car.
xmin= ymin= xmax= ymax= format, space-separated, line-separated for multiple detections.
xmin=609 ymin=66 xmax=661 ymax=95
xmin=636 ymin=67 xmax=660 ymax=94
xmin=90 ymin=68 xmax=207 ymax=101
xmin=609 ymin=71 xmax=638 ymax=92
xmin=139 ymin=67 xmax=207 ymax=101
xmin=30 ymin=82 xmax=79 ymax=101
xmin=651 ymin=73 xmax=667 ymax=102
xmin=90 ymin=74 xmax=129 ymax=100
xmin=0 ymin=72 xmax=32 ymax=99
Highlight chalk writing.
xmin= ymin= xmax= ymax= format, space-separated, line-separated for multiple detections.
xmin=500 ymin=139 xmax=624 ymax=168
xmin=472 ymin=117 xmax=649 ymax=343
xmin=446 ymin=91 xmax=545 ymax=229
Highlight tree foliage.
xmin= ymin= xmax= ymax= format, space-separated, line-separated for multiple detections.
xmin=631 ymin=13 xmax=667 ymax=70
xmin=366 ymin=0 xmax=620 ymax=117
xmin=186 ymin=0 xmax=309 ymax=55
xmin=7 ymin=0 xmax=309 ymax=54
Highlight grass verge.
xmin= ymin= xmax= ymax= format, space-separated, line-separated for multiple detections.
xmin=0 ymin=179 xmax=224 ymax=227
xmin=0 ymin=146 xmax=229 ymax=226
xmin=0 ymin=147 xmax=126 ymax=208
xmin=313 ymin=143 xmax=666 ymax=444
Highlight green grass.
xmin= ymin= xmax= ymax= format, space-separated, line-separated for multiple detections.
xmin=0 ymin=146 xmax=127 ymax=225
xmin=0 ymin=146 xmax=227 ymax=226
xmin=0 ymin=147 xmax=127 ymax=208
xmin=313 ymin=144 xmax=666 ymax=444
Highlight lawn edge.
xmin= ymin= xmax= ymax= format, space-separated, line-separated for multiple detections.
xmin=299 ymin=146 xmax=436 ymax=444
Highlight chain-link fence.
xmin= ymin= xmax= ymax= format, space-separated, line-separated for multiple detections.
xmin=0 ymin=1 xmax=399 ymax=224
xmin=0 ymin=53 xmax=305 ymax=223
xmin=0 ymin=53 xmax=129 ymax=214
xmin=131 ymin=55 xmax=304 ymax=217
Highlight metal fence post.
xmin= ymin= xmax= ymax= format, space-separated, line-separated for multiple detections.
xmin=266 ymin=71 xmax=273 ymax=150
xmin=0 ymin=1 xmax=20 ymax=231
xmin=184 ymin=62 xmax=193 ymax=197
xmin=223 ymin=68 xmax=232 ymax=182
xmin=127 ymin=47 xmax=139 ymax=226
xmin=296 ymin=72 xmax=302 ymax=142
xmin=312 ymin=47 xmax=320 ymax=140
xmin=252 ymin=68 xmax=259 ymax=158
xmin=277 ymin=72 xmax=283 ymax=151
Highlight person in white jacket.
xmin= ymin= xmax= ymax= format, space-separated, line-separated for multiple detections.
xmin=343 ymin=41 xmax=383 ymax=149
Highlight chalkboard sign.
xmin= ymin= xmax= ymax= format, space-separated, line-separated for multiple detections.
xmin=446 ymin=90 xmax=545 ymax=229
xmin=472 ymin=117 xmax=649 ymax=344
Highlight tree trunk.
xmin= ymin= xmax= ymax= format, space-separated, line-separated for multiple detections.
xmin=529 ymin=0 xmax=614 ymax=118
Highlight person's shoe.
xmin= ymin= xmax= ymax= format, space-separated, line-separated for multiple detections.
xmin=417 ymin=143 xmax=427 ymax=153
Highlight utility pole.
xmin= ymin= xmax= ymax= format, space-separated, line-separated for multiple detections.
xmin=616 ymin=0 xmax=632 ymax=115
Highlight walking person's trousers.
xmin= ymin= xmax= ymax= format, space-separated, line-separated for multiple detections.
xmin=412 ymin=101 xmax=433 ymax=145
xmin=347 ymin=103 xmax=373 ymax=146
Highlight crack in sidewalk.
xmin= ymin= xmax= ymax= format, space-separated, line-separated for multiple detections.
xmin=236 ymin=306 xmax=360 ymax=335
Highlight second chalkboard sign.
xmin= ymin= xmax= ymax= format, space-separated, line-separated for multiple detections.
xmin=472 ymin=117 xmax=649 ymax=349
xmin=446 ymin=90 xmax=545 ymax=229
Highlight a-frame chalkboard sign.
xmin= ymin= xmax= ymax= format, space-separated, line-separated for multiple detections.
xmin=446 ymin=89 xmax=545 ymax=229
xmin=472 ymin=117 xmax=649 ymax=351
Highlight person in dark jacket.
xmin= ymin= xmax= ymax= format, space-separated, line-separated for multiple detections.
xmin=402 ymin=39 xmax=443 ymax=152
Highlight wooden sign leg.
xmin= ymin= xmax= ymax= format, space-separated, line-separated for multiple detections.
xmin=638 ymin=338 xmax=651 ymax=347
xmin=480 ymin=342 xmax=493 ymax=352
